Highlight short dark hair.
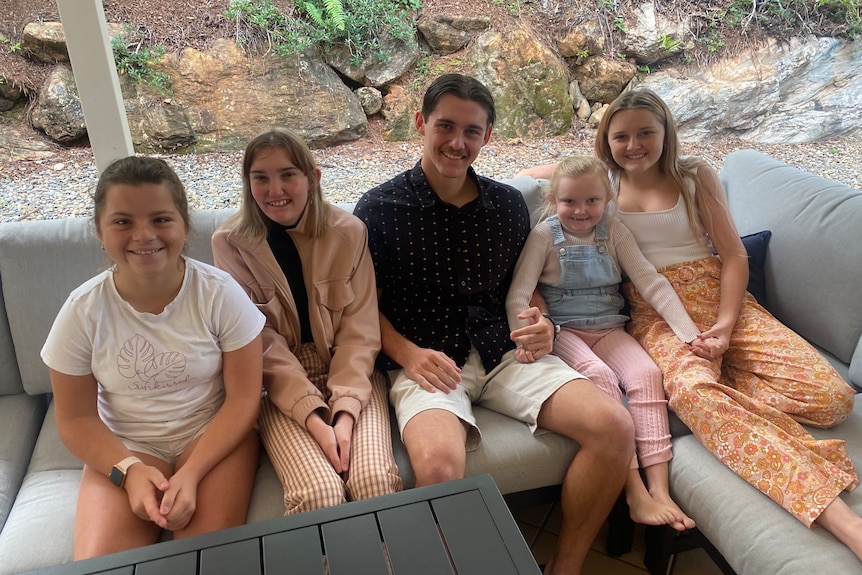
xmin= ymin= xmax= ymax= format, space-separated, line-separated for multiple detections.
xmin=421 ymin=73 xmax=496 ymax=127
xmin=93 ymin=156 xmax=189 ymax=232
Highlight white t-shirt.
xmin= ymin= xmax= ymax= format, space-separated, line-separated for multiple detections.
xmin=41 ymin=257 xmax=265 ymax=444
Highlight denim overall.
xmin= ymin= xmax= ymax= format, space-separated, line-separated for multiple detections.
xmin=538 ymin=215 xmax=629 ymax=329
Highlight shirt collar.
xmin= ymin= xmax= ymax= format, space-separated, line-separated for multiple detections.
xmin=407 ymin=161 xmax=496 ymax=210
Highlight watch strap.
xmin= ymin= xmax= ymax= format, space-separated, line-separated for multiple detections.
xmin=542 ymin=314 xmax=561 ymax=340
xmin=110 ymin=456 xmax=142 ymax=488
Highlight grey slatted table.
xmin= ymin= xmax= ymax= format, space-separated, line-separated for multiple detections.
xmin=21 ymin=474 xmax=541 ymax=575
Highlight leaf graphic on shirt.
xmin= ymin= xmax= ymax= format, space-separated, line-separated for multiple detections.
xmin=146 ymin=352 xmax=187 ymax=384
xmin=118 ymin=334 xmax=155 ymax=379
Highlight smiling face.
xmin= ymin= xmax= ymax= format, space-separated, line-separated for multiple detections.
xmin=417 ymin=93 xmax=492 ymax=186
xmin=606 ymin=108 xmax=666 ymax=176
xmin=96 ymin=182 xmax=188 ymax=282
xmin=248 ymin=147 xmax=319 ymax=227
xmin=552 ymin=174 xmax=609 ymax=233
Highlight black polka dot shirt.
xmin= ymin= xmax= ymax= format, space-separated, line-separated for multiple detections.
xmin=354 ymin=161 xmax=530 ymax=372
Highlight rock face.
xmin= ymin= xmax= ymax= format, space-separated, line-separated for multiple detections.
xmin=418 ymin=15 xmax=491 ymax=54
xmin=638 ymin=36 xmax=862 ymax=143
xmin=471 ymin=26 xmax=573 ymax=139
xmin=22 ymin=21 xmax=127 ymax=62
xmin=144 ymin=39 xmax=368 ymax=153
xmin=30 ymin=66 xmax=87 ymax=143
xmin=6 ymin=2 xmax=862 ymax=156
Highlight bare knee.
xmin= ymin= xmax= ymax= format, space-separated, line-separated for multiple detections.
xmin=409 ymin=446 xmax=465 ymax=486
xmin=583 ymin=399 xmax=635 ymax=460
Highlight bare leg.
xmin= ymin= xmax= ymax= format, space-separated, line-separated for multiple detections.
xmin=173 ymin=430 xmax=260 ymax=538
xmin=73 ymin=452 xmax=170 ymax=559
xmin=815 ymin=497 xmax=862 ymax=561
xmin=538 ymin=378 xmax=634 ymax=575
xmin=402 ymin=408 xmax=468 ymax=486
xmin=625 ymin=463 xmax=695 ymax=531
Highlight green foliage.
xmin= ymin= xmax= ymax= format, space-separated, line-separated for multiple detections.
xmin=226 ymin=0 xmax=421 ymax=65
xmin=660 ymin=34 xmax=681 ymax=51
xmin=111 ymin=28 xmax=172 ymax=95
xmin=492 ymin=0 xmax=522 ymax=16
xmin=694 ymin=0 xmax=862 ymax=43
xmin=637 ymin=64 xmax=650 ymax=74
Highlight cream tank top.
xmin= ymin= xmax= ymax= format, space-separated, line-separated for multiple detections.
xmin=610 ymin=171 xmax=713 ymax=270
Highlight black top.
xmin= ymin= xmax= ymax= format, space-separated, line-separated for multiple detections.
xmin=354 ymin=161 xmax=530 ymax=372
xmin=267 ymin=223 xmax=313 ymax=343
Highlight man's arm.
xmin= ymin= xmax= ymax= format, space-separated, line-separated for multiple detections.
xmin=378 ymin=292 xmax=461 ymax=394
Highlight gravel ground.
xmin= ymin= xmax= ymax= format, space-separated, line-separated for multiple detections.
xmin=1 ymin=131 xmax=860 ymax=223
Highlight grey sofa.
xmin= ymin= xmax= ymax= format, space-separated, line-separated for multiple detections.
xmin=651 ymin=150 xmax=862 ymax=575
xmin=0 ymin=149 xmax=860 ymax=574
xmin=0 ymin=187 xmax=576 ymax=574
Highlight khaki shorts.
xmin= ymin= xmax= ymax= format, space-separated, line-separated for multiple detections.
xmin=389 ymin=347 xmax=585 ymax=450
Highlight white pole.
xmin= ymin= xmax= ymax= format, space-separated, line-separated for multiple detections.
xmin=56 ymin=0 xmax=134 ymax=173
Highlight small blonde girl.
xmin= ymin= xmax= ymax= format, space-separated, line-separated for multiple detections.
xmin=507 ymin=155 xmax=700 ymax=530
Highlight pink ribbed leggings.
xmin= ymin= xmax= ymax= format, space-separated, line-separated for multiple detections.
xmin=553 ymin=326 xmax=671 ymax=470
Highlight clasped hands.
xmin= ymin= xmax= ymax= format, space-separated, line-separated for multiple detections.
xmin=123 ymin=462 xmax=199 ymax=531
xmin=307 ymin=410 xmax=355 ymax=478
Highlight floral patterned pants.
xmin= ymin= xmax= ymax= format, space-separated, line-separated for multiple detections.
xmin=624 ymin=257 xmax=857 ymax=526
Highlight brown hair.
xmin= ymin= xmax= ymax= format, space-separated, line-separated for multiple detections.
xmin=226 ymin=127 xmax=327 ymax=239
xmin=422 ymin=73 xmax=496 ymax=127
xmin=93 ymin=156 xmax=190 ymax=233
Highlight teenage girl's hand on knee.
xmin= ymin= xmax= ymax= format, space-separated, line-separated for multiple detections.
xmin=690 ymin=331 xmax=729 ymax=360
xmin=124 ymin=462 xmax=171 ymax=528
xmin=332 ymin=413 xmax=355 ymax=479
xmin=159 ymin=467 xmax=200 ymax=531
xmin=307 ymin=411 xmax=345 ymax=473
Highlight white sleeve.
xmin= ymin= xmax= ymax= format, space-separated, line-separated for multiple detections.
xmin=40 ymin=294 xmax=95 ymax=376
xmin=210 ymin=272 xmax=266 ymax=352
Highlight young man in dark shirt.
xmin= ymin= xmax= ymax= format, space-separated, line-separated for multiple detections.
xmin=353 ymin=73 xmax=633 ymax=575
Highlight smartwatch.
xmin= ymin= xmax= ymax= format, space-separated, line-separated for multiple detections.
xmin=542 ymin=314 xmax=561 ymax=341
xmin=109 ymin=456 xmax=142 ymax=488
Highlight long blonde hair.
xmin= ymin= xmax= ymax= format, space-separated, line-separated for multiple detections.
xmin=542 ymin=156 xmax=614 ymax=220
xmin=595 ymin=88 xmax=712 ymax=245
xmin=225 ymin=127 xmax=327 ymax=240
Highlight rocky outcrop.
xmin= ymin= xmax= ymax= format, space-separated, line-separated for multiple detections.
xmin=5 ymin=2 xmax=862 ymax=158
xmin=637 ymin=36 xmax=862 ymax=143
xmin=22 ymin=21 xmax=127 ymax=63
xmin=418 ymin=15 xmax=490 ymax=54
xmin=471 ymin=26 xmax=573 ymax=139
xmin=30 ymin=66 xmax=86 ymax=143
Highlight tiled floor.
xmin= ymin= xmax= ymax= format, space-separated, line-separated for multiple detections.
xmin=511 ymin=499 xmax=726 ymax=575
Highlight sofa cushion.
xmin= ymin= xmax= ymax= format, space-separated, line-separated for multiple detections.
xmin=0 ymin=279 xmax=23 ymax=397
xmin=0 ymin=469 xmax=81 ymax=575
xmin=0 ymin=394 xmax=46 ymax=532
xmin=740 ymin=230 xmax=771 ymax=304
xmin=721 ymin=150 xmax=862 ymax=376
xmin=669 ymin=401 xmax=862 ymax=575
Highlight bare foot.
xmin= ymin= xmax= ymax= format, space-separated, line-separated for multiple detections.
xmin=816 ymin=498 xmax=862 ymax=562
xmin=650 ymin=492 xmax=696 ymax=532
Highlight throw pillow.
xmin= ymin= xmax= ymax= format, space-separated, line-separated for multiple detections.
xmin=740 ymin=230 xmax=771 ymax=304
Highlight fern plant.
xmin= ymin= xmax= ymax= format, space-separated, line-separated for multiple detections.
xmin=303 ymin=0 xmax=347 ymax=32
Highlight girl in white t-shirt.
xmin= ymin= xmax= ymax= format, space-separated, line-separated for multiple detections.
xmin=41 ymin=156 xmax=265 ymax=559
